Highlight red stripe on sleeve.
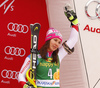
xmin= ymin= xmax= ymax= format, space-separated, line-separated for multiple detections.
xmin=72 ymin=25 xmax=79 ymax=32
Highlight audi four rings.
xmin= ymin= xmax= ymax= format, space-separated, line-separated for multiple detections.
xmin=1 ymin=69 xmax=19 ymax=80
xmin=7 ymin=22 xmax=29 ymax=33
xmin=85 ymin=0 xmax=100 ymax=19
xmin=4 ymin=46 xmax=26 ymax=57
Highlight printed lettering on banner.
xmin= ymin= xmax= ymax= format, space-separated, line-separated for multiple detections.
xmin=74 ymin=0 xmax=100 ymax=88
xmin=1 ymin=69 xmax=19 ymax=85
xmin=7 ymin=22 xmax=29 ymax=37
xmin=1 ymin=69 xmax=19 ymax=80
xmin=4 ymin=46 xmax=26 ymax=57
xmin=0 ymin=0 xmax=15 ymax=14
xmin=85 ymin=0 xmax=100 ymax=19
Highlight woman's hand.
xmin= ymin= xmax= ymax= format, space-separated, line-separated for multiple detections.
xmin=64 ymin=4 xmax=78 ymax=25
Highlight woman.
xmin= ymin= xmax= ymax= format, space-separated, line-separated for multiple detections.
xmin=18 ymin=10 xmax=79 ymax=88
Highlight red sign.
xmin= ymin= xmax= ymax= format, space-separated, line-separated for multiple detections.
xmin=0 ymin=0 xmax=49 ymax=88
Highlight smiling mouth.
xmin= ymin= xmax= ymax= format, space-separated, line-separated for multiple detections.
xmin=53 ymin=45 xmax=57 ymax=49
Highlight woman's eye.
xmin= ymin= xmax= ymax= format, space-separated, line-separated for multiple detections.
xmin=54 ymin=39 xmax=57 ymax=41
xmin=58 ymin=41 xmax=61 ymax=44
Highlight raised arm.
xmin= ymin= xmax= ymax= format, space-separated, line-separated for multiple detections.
xmin=58 ymin=5 xmax=79 ymax=62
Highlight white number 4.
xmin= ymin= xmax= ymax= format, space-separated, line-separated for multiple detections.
xmin=48 ymin=68 xmax=52 ymax=79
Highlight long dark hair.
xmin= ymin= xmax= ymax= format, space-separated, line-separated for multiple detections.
xmin=39 ymin=40 xmax=59 ymax=63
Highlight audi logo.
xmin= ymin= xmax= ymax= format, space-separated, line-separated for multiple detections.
xmin=7 ymin=22 xmax=29 ymax=33
xmin=85 ymin=0 xmax=100 ymax=20
xmin=1 ymin=69 xmax=19 ymax=80
xmin=4 ymin=46 xmax=26 ymax=57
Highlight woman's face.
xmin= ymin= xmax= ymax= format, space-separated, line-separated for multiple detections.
xmin=47 ymin=38 xmax=61 ymax=52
